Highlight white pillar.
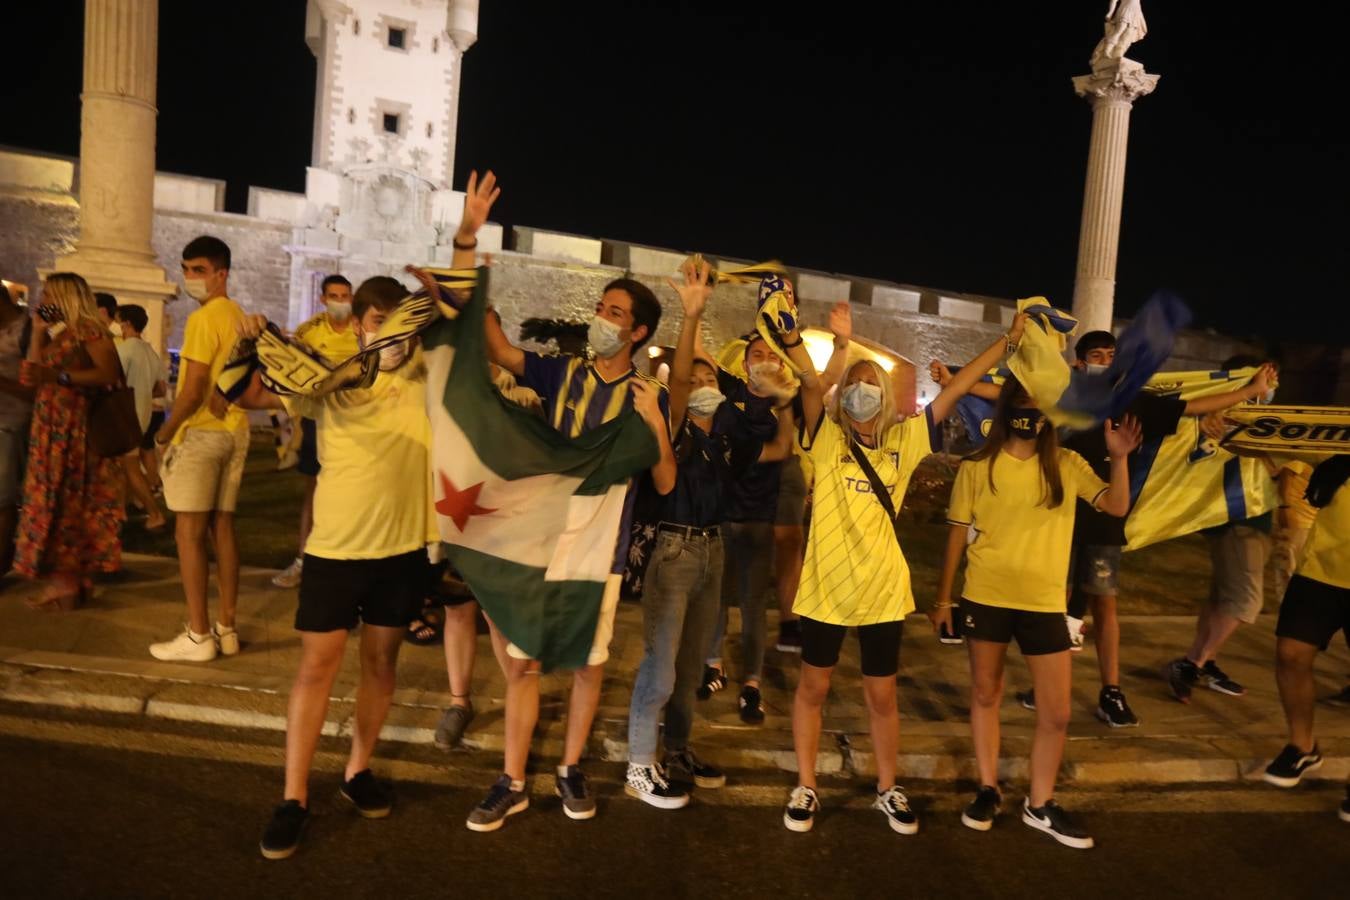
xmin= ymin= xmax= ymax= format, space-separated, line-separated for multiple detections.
xmin=1069 ymin=60 xmax=1158 ymax=337
xmin=49 ymin=0 xmax=177 ymax=353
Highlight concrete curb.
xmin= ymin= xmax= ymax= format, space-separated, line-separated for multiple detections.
xmin=4 ymin=660 xmax=1346 ymax=787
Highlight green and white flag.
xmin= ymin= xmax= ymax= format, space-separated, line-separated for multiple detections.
xmin=421 ymin=269 xmax=658 ymax=670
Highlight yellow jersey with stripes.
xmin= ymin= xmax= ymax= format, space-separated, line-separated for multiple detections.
xmin=947 ymin=449 xmax=1109 ymax=613
xmin=1297 ymin=473 xmax=1349 ymax=589
xmin=521 ymin=351 xmax=668 ymax=438
xmin=294 ymin=312 xmax=360 ymax=365
xmin=792 ymin=409 xmax=940 ymax=626
xmin=520 ymin=350 xmax=668 ymax=575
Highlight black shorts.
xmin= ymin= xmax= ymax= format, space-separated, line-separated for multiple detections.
xmin=958 ymin=598 xmax=1071 ymax=656
xmin=1276 ymin=574 xmax=1350 ymax=651
xmin=800 ymin=616 xmax=903 ymax=677
xmin=297 ymin=417 xmax=320 ymax=477
xmin=141 ymin=410 xmax=165 ymax=451
xmin=296 ymin=549 xmax=430 ymax=632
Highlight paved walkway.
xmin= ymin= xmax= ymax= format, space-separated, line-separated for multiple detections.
xmin=2 ymin=554 xmax=1347 ymax=785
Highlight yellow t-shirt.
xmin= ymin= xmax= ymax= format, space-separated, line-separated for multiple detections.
xmin=290 ymin=351 xmax=436 ymax=560
xmin=947 ymin=449 xmax=1109 ymax=613
xmin=792 ymin=411 xmax=937 ymax=625
xmin=1278 ymin=459 xmax=1318 ymax=530
xmin=294 ymin=312 xmax=360 ymax=365
xmin=177 ymin=295 xmax=247 ymax=441
xmin=1297 ymin=477 xmax=1349 ymax=589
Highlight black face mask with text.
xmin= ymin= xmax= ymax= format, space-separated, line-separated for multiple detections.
xmin=1007 ymin=407 xmax=1045 ymax=440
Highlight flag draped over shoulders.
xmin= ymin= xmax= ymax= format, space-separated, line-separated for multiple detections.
xmin=420 ymin=269 xmax=659 ymax=671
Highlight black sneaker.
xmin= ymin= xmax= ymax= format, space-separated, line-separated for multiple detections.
xmin=556 ymin=765 xmax=596 ymax=820
xmin=783 ymin=785 xmax=819 ymax=833
xmin=340 ymin=769 xmax=392 ymax=818
xmin=1015 ymin=689 xmax=1036 ymax=711
xmin=739 ymin=685 xmax=766 ymax=724
xmin=776 ymin=619 xmax=803 ymax=653
xmin=259 ymin=800 xmax=308 ymax=860
xmin=873 ymin=786 xmax=919 ymax=835
xmin=624 ymin=762 xmax=689 ymax=809
xmin=434 ymin=703 xmax=475 ymax=750
xmin=1199 ymin=660 xmax=1245 ymax=696
xmin=1164 ymin=658 xmax=1199 ymax=703
xmin=1262 ymin=743 xmax=1324 ymax=788
xmin=466 ymin=774 xmax=529 ymax=832
xmin=1022 ymin=798 xmax=1094 ymax=849
xmin=961 ymin=785 xmax=1001 ymax=832
xmin=665 ymin=748 xmax=726 ymax=789
xmin=696 ymin=666 xmax=727 ymax=700
xmin=1095 ymin=686 xmax=1140 ymax=728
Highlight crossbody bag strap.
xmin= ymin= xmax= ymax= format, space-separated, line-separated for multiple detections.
xmin=847 ymin=436 xmax=902 ymax=545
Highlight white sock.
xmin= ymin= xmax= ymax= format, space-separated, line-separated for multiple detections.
xmin=510 ymin=778 xmax=525 ymax=792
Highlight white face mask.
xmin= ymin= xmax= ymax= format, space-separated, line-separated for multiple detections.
xmin=841 ymin=382 xmax=883 ymax=422
xmin=687 ymin=386 xmax=725 ymax=418
xmin=326 ymin=301 xmax=352 ymax=322
xmin=379 ymin=341 xmax=408 ymax=371
xmin=108 ymin=321 xmax=123 ymax=338
xmin=587 ymin=315 xmax=628 ymax=359
xmin=1084 ymin=363 xmax=1109 ymax=376
xmin=183 ymin=278 xmax=210 ymax=301
xmin=747 ymin=360 xmax=781 ymax=391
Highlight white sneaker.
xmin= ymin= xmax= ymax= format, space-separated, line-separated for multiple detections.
xmin=150 ymin=627 xmax=218 ymax=662
xmin=272 ymin=557 xmax=303 ymax=589
xmin=1066 ymin=616 xmax=1085 ymax=652
xmin=215 ymin=623 xmax=240 ymax=656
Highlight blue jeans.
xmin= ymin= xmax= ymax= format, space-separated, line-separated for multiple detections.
xmin=627 ymin=530 xmax=724 ymax=765
xmin=706 ymin=520 xmax=774 ymax=682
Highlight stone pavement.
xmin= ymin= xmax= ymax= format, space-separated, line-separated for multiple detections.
xmin=1 ymin=554 xmax=1347 ymax=786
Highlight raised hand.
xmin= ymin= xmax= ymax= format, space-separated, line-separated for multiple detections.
xmin=829 ymin=301 xmax=852 ymax=343
xmin=929 ymin=360 xmax=954 ymax=387
xmin=1105 ymin=413 xmax=1143 ymax=457
xmin=666 ymin=258 xmax=712 ymax=319
xmin=458 ymin=169 xmax=501 ymax=240
xmin=1007 ymin=311 xmax=1028 ymax=345
xmin=238 ymin=314 xmax=269 ymax=340
xmin=1250 ymin=362 xmax=1278 ymax=397
xmin=630 ymin=378 xmax=667 ymax=434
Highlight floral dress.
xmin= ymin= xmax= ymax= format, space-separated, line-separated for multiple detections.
xmin=14 ymin=320 xmax=124 ymax=577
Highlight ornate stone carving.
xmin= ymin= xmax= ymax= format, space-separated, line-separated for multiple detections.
xmin=1091 ymin=0 xmax=1147 ymax=69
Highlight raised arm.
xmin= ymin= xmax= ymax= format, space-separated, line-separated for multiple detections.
xmin=927 ymin=312 xmax=1026 ymax=424
xmin=930 ymin=360 xmax=1000 ymax=401
xmin=630 ymin=379 xmax=676 ymax=495
xmin=1096 ymin=414 xmax=1143 ymax=516
xmin=819 ymin=303 xmax=852 ymax=395
xmin=664 ymin=258 xmax=713 ymax=428
xmin=1182 ymin=363 xmax=1275 ymax=416
xmin=757 ymin=403 xmax=797 ymax=463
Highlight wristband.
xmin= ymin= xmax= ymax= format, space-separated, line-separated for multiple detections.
xmin=57 ymin=370 xmax=72 ymax=387
xmin=1004 ymin=334 xmax=1019 ymax=354
xmin=781 ymin=334 xmax=803 ymax=349
xmin=452 ymin=236 xmax=478 ymax=251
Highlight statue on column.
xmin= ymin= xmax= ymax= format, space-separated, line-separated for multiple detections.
xmin=1091 ymin=0 xmax=1147 ymax=68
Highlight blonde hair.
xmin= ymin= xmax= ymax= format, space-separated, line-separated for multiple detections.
xmin=831 ymin=357 xmax=897 ymax=447
xmin=44 ymin=272 xmax=110 ymax=335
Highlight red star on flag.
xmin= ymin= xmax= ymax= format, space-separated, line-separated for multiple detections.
xmin=436 ymin=472 xmax=498 ymax=532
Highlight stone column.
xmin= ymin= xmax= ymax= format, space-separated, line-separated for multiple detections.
xmin=50 ymin=0 xmax=177 ymax=353
xmin=1069 ymin=60 xmax=1158 ymax=337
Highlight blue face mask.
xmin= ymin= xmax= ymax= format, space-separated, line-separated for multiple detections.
xmin=841 ymin=382 xmax=883 ymax=422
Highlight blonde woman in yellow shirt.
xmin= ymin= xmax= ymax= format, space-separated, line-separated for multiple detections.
xmin=775 ymin=301 xmax=1027 ymax=836
xmin=934 ymin=376 xmax=1140 ymax=849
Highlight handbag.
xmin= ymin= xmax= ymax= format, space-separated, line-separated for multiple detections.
xmin=83 ymin=339 xmax=141 ymax=457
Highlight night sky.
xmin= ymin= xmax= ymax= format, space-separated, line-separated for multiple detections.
xmin=5 ymin=1 xmax=1346 ymax=346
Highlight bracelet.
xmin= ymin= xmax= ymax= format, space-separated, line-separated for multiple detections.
xmin=933 ymin=601 xmax=956 ymax=610
xmin=1004 ymin=334 xmax=1019 ymax=354
xmin=452 ymin=236 xmax=478 ymax=251
xmin=781 ymin=334 xmax=803 ymax=349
